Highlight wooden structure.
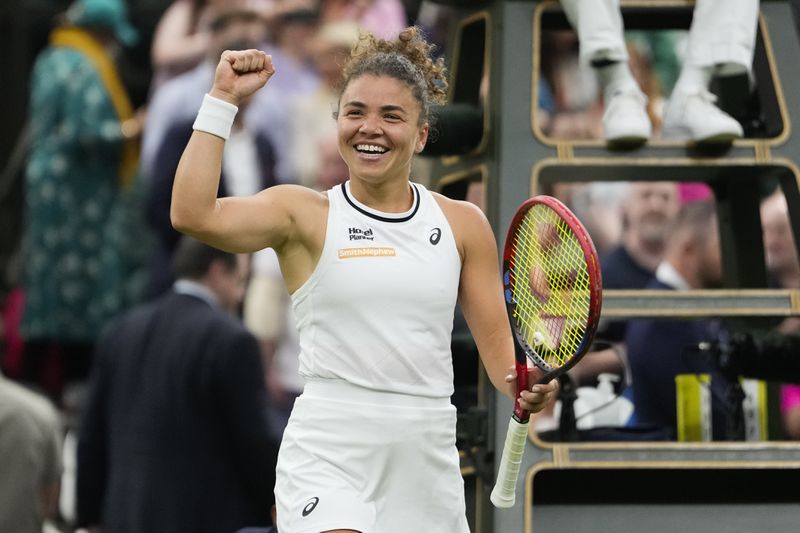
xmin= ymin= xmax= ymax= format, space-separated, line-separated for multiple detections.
xmin=428 ymin=1 xmax=800 ymax=531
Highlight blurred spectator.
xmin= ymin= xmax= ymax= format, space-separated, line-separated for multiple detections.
xmin=141 ymin=6 xmax=269 ymax=180
xmin=145 ymin=5 xmax=317 ymax=187
xmin=558 ymin=0 xmax=759 ymax=145
xmin=76 ymin=237 xmax=278 ymax=532
xmin=0 ymin=371 xmax=63 ymax=533
xmin=314 ymin=133 xmax=351 ymax=191
xmin=567 ymin=182 xmax=680 ymax=387
xmin=625 ymin=200 xmax=731 ymax=440
xmin=244 ymin=249 xmax=299 ymax=438
xmin=414 ymin=2 xmax=453 ymax=59
xmin=320 ymin=0 xmax=407 ymax=40
xmin=761 ymin=189 xmax=800 ymax=301
xmin=1 ymin=252 xmax=25 ymax=379
xmin=626 ymin=30 xmax=682 ymax=107
xmin=145 ymin=8 xmax=277 ymax=297
xmin=782 ymin=384 xmax=800 ymax=440
xmin=151 ymin=0 xmax=215 ymax=86
xmin=21 ymin=0 xmax=144 ymax=403
xmin=603 ymin=182 xmax=681 ymax=302
xmin=149 ymin=0 xmax=266 ymax=90
xmin=288 ymin=20 xmax=360 ymax=188
xmin=540 ymin=30 xmax=603 ymax=141
xmin=250 ymin=5 xmax=322 ymax=183
xmin=759 ymin=189 xmax=800 ymax=438
xmin=568 ymin=182 xmax=628 ymax=256
xmin=260 ymin=5 xmax=320 ymax=96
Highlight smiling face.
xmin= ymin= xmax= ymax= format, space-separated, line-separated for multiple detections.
xmin=624 ymin=182 xmax=680 ymax=247
xmin=337 ymin=74 xmax=429 ymax=186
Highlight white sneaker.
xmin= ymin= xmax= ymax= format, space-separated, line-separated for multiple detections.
xmin=602 ymin=87 xmax=652 ymax=146
xmin=662 ymin=89 xmax=743 ymax=143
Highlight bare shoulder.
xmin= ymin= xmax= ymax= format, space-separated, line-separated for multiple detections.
xmin=260 ymin=183 xmax=330 ymax=239
xmin=431 ymin=191 xmax=494 ymax=260
xmin=431 ymin=191 xmax=491 ymax=231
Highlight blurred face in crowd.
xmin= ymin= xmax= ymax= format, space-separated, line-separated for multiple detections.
xmin=697 ymin=216 xmax=723 ymax=289
xmin=213 ymin=254 xmax=250 ymax=313
xmin=665 ymin=203 xmax=722 ymax=289
xmin=276 ymin=17 xmax=319 ymax=61
xmin=761 ymin=191 xmax=799 ymax=280
xmin=314 ymin=41 xmax=352 ymax=90
xmin=209 ymin=11 xmax=266 ymax=59
xmin=311 ymin=22 xmax=359 ymax=90
xmin=316 ymin=134 xmax=349 ymax=191
xmin=624 ymin=182 xmax=680 ymax=246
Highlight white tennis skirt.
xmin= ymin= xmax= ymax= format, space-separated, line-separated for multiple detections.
xmin=274 ymin=379 xmax=471 ymax=533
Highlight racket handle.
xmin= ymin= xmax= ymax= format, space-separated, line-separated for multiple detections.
xmin=490 ymin=417 xmax=529 ymax=508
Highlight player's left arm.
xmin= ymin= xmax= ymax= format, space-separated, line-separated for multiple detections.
xmin=437 ymin=196 xmax=556 ymax=410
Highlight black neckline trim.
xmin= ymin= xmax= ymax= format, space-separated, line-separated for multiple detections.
xmin=341 ymin=182 xmax=421 ymax=223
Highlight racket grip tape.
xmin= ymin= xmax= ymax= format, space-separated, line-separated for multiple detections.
xmin=490 ymin=417 xmax=529 ymax=508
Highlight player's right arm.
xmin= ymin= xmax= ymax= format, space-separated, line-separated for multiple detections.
xmin=171 ymin=49 xmax=315 ymax=254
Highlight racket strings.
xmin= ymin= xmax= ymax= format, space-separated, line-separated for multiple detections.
xmin=509 ymin=205 xmax=591 ymax=368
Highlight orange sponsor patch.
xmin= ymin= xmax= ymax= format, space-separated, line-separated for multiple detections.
xmin=338 ymin=247 xmax=396 ymax=259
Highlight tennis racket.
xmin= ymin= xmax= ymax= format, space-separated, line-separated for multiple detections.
xmin=490 ymin=195 xmax=603 ymax=508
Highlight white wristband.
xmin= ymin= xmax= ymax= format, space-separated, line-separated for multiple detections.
xmin=193 ymin=94 xmax=239 ymax=140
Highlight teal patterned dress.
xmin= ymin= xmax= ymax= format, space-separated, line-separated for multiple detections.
xmin=22 ymin=31 xmax=134 ymax=343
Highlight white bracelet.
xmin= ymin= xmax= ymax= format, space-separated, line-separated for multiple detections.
xmin=192 ymin=94 xmax=239 ymax=140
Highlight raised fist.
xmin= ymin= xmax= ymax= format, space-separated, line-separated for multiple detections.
xmin=209 ymin=49 xmax=275 ymax=105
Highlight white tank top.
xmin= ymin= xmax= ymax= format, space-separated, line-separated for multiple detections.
xmin=291 ymin=181 xmax=462 ymax=398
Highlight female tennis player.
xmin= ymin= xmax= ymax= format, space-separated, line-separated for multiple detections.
xmin=171 ymin=27 xmax=558 ymax=533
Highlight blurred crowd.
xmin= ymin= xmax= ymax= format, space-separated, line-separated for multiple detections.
xmin=0 ymin=0 xmax=798 ymax=532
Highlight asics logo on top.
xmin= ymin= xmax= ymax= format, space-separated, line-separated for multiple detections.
xmin=302 ymin=496 xmax=320 ymax=517
xmin=349 ymin=227 xmax=374 ymax=241
xmin=429 ymin=227 xmax=442 ymax=245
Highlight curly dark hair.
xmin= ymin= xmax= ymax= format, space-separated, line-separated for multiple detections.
xmin=338 ymin=26 xmax=448 ymax=125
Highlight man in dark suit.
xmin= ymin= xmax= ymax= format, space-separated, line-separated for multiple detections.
xmin=625 ymin=200 xmax=729 ymax=440
xmin=76 ymin=237 xmax=278 ymax=532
